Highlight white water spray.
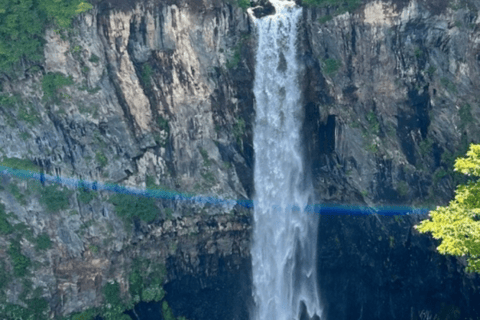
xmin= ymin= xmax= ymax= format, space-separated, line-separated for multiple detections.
xmin=249 ymin=1 xmax=321 ymax=320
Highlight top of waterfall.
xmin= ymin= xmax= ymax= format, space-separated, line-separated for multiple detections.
xmin=247 ymin=0 xmax=299 ymax=20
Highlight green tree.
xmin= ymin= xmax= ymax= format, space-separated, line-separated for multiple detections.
xmin=0 ymin=0 xmax=92 ymax=72
xmin=0 ymin=0 xmax=45 ymax=71
xmin=416 ymin=144 xmax=480 ymax=273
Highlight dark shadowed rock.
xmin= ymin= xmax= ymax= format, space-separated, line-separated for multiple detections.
xmin=251 ymin=1 xmax=276 ymax=18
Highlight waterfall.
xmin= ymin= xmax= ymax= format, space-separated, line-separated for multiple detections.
xmin=250 ymin=1 xmax=321 ymax=320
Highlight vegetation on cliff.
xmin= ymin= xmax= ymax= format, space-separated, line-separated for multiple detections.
xmin=417 ymin=144 xmax=480 ymax=273
xmin=302 ymin=0 xmax=361 ymax=12
xmin=0 ymin=0 xmax=92 ymax=72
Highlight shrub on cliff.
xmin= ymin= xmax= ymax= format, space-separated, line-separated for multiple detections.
xmin=0 ymin=204 xmax=13 ymax=235
xmin=39 ymin=184 xmax=72 ymax=213
xmin=128 ymin=258 xmax=167 ymax=303
xmin=42 ymin=72 xmax=74 ymax=102
xmin=101 ymin=281 xmax=132 ymax=320
xmin=109 ymin=191 xmax=159 ymax=223
xmin=35 ymin=232 xmax=52 ymax=251
xmin=302 ymin=0 xmax=360 ymax=10
xmin=0 ymin=156 xmax=40 ymax=173
xmin=77 ymin=180 xmax=96 ymax=204
xmin=8 ymin=239 xmax=31 ymax=277
xmin=416 ymin=144 xmax=480 ymax=273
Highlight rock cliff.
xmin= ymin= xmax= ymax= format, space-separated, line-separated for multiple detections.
xmin=1 ymin=0 xmax=480 ymax=319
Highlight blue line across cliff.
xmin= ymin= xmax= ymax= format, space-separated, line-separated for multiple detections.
xmin=0 ymin=165 xmax=433 ymax=216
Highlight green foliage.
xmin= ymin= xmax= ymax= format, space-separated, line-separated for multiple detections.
xmin=394 ymin=215 xmax=404 ymax=224
xmin=109 ymin=192 xmax=158 ymax=223
xmin=39 ymin=0 xmax=92 ymax=29
xmin=0 ymin=261 xmax=9 ymax=291
xmin=6 ymin=182 xmax=27 ymax=205
xmin=0 ymin=204 xmax=13 ymax=235
xmin=155 ymin=116 xmax=170 ymax=147
xmin=416 ymin=144 xmax=480 ymax=273
xmin=1 ymin=294 xmax=49 ymax=320
xmin=227 ymin=45 xmax=242 ymax=69
xmin=162 ymin=301 xmax=176 ymax=320
xmin=145 ymin=175 xmax=157 ymax=189
xmin=128 ymin=259 xmax=166 ymax=304
xmin=223 ymin=161 xmax=231 ymax=169
xmin=20 ymin=131 xmax=31 ymax=140
xmin=18 ymin=104 xmax=41 ymax=124
xmin=68 ymin=308 xmax=98 ymax=320
xmin=440 ymin=77 xmax=457 ymax=94
xmin=396 ymin=181 xmax=409 ymax=197
xmin=226 ymin=35 xmax=250 ymax=69
xmin=419 ymin=138 xmax=433 ymax=157
xmin=233 ymin=117 xmax=246 ymax=147
xmin=35 ymin=233 xmax=52 ymax=251
xmin=89 ymin=53 xmax=100 ymax=63
xmin=201 ymin=171 xmax=216 ymax=186
xmin=437 ymin=136 xmax=471 ymax=187
xmin=433 ymin=167 xmax=448 ymax=184
xmin=8 ymin=239 xmax=31 ymax=277
xmin=103 ymin=281 xmax=122 ymax=306
xmin=426 ymin=65 xmax=437 ymax=76
xmin=0 ymin=156 xmax=40 ymax=172
xmin=459 ymin=103 xmax=473 ymax=129
xmin=414 ymin=46 xmax=423 ymax=58
xmin=366 ymin=142 xmax=379 ymax=154
xmin=303 ymin=0 xmax=361 ymax=14
xmin=199 ymin=148 xmax=211 ymax=167
xmin=322 ymin=58 xmax=342 ymax=76
xmin=318 ymin=14 xmax=333 ymax=23
xmin=89 ymin=244 xmax=99 ymax=254
xmin=78 ymin=181 xmax=96 ymax=204
xmin=96 ymin=151 xmax=108 ymax=168
xmin=389 ymin=236 xmax=395 ymax=248
xmin=0 ymin=0 xmax=45 ymax=72
xmin=142 ymin=285 xmax=165 ymax=303
xmin=157 ymin=116 xmax=169 ymax=133
xmin=237 ymin=0 xmax=250 ymax=10
xmin=12 ymin=222 xmax=34 ymax=242
xmin=366 ymin=111 xmax=379 ymax=135
xmin=160 ymin=300 xmax=188 ymax=320
xmin=0 ymin=94 xmax=20 ymax=108
xmin=141 ymin=64 xmax=153 ymax=88
xmin=164 ymin=208 xmax=174 ymax=220
xmin=42 ymin=72 xmax=74 ymax=101
xmin=39 ymin=184 xmax=72 ymax=213
xmin=102 ymin=281 xmax=130 ymax=320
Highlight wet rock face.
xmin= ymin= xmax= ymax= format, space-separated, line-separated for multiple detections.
xmin=316 ymin=214 xmax=480 ymax=320
xmin=165 ymin=254 xmax=252 ymax=320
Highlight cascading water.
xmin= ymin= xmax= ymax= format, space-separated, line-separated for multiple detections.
xmin=249 ymin=1 xmax=321 ymax=320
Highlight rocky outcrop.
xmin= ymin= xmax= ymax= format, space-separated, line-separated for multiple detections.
xmin=300 ymin=0 xmax=480 ymax=208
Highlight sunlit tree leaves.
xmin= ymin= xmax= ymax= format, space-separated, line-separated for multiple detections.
xmin=416 ymin=144 xmax=480 ymax=273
